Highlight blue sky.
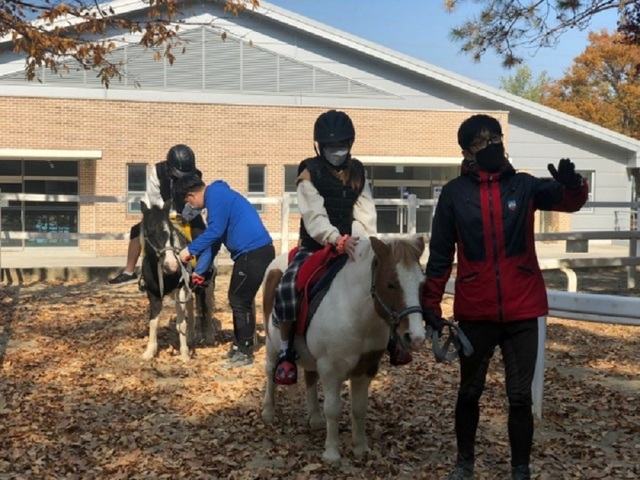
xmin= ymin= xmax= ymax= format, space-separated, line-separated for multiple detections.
xmin=267 ymin=0 xmax=620 ymax=88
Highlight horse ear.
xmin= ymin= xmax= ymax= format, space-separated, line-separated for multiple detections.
xmin=413 ymin=235 xmax=426 ymax=256
xmin=162 ymin=200 xmax=172 ymax=213
xmin=140 ymin=201 xmax=149 ymax=214
xmin=370 ymin=236 xmax=391 ymax=259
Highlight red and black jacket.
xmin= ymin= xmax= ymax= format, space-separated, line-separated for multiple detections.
xmin=422 ymin=160 xmax=589 ymax=322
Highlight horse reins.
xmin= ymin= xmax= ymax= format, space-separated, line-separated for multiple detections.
xmin=143 ymin=224 xmax=193 ymax=302
xmin=369 ymin=257 xmax=474 ymax=362
xmin=426 ymin=321 xmax=474 ymax=362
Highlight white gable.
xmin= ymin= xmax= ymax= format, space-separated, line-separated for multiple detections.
xmin=0 ymin=0 xmax=638 ymax=163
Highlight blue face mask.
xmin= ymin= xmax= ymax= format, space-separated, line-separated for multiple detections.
xmin=181 ymin=203 xmax=202 ymax=222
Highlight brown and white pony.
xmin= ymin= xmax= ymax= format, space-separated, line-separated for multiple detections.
xmin=261 ymin=235 xmax=426 ymax=462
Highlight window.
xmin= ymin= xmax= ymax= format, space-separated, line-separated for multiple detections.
xmin=0 ymin=160 xmax=79 ymax=248
xmin=248 ymin=165 xmax=266 ymax=213
xmin=284 ymin=165 xmax=299 ymax=214
xmin=576 ymin=170 xmax=595 ymax=212
xmin=127 ymin=164 xmax=147 ymax=214
xmin=0 ymin=160 xmax=22 ymax=176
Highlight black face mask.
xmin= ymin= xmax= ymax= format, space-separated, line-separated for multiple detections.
xmin=475 ymin=143 xmax=506 ymax=172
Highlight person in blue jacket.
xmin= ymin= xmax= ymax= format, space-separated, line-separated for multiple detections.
xmin=174 ymin=173 xmax=275 ymax=367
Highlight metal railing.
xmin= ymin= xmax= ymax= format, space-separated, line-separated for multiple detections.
xmin=2 ymin=190 xmax=640 ymax=420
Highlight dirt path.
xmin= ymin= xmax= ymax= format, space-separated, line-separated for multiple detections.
xmin=0 ymin=272 xmax=638 ymax=479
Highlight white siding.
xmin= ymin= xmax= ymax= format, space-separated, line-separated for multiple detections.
xmin=508 ymin=119 xmax=633 ymax=232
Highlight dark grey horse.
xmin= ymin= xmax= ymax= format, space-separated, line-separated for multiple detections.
xmin=139 ymin=200 xmax=218 ymax=360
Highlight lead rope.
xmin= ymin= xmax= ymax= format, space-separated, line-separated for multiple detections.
xmin=426 ymin=321 xmax=474 ymax=362
xmin=154 ymin=245 xmax=193 ymax=304
xmin=370 ymin=258 xmax=473 ymax=362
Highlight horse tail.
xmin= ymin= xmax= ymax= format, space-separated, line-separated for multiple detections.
xmin=261 ymin=253 xmax=288 ymax=334
xmin=262 ymin=268 xmax=283 ymax=339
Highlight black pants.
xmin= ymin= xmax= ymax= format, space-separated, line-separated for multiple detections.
xmin=229 ymin=243 xmax=275 ymax=352
xmin=454 ymin=318 xmax=538 ymax=468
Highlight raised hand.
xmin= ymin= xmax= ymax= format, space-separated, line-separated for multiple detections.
xmin=547 ymin=158 xmax=582 ymax=189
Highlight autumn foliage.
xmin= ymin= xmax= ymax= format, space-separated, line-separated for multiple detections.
xmin=1 ymin=0 xmax=259 ymax=86
xmin=541 ymin=30 xmax=640 ymax=140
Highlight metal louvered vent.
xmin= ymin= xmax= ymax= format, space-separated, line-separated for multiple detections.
xmin=125 ymin=44 xmax=165 ymax=89
xmin=203 ymin=28 xmax=241 ymax=91
xmin=165 ymin=29 xmax=205 ymax=90
xmin=241 ymin=42 xmax=278 ymax=93
xmin=0 ymin=26 xmax=394 ymax=98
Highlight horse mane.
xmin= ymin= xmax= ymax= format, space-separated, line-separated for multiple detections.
xmin=141 ymin=205 xmax=187 ymax=254
xmin=140 ymin=203 xmax=186 ymax=298
xmin=386 ymin=237 xmax=423 ymax=267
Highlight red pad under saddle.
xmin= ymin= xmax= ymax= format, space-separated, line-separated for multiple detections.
xmin=289 ymin=244 xmax=338 ymax=335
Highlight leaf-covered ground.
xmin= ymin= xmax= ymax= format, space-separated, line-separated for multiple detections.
xmin=0 ymin=269 xmax=638 ymax=479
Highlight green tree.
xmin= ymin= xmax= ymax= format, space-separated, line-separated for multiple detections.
xmin=541 ymin=30 xmax=640 ymax=140
xmin=444 ymin=0 xmax=639 ymax=67
xmin=1 ymin=0 xmax=259 ymax=87
xmin=499 ymin=66 xmax=552 ymax=102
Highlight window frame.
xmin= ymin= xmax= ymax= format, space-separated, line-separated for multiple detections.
xmin=247 ymin=164 xmax=266 ymax=213
xmin=284 ymin=165 xmax=300 ymax=214
xmin=576 ymin=169 xmax=595 ymax=213
xmin=127 ymin=163 xmax=148 ymax=214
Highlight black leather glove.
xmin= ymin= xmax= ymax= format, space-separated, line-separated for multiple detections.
xmin=423 ymin=309 xmax=445 ymax=334
xmin=548 ymin=158 xmax=582 ymax=190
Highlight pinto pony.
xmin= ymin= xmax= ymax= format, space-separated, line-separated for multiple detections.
xmin=139 ymin=200 xmax=217 ymax=360
xmin=261 ymin=235 xmax=426 ymax=461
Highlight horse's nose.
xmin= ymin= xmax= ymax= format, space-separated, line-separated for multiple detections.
xmin=404 ymin=331 xmax=425 ymax=350
xmin=162 ymin=255 xmax=179 ymax=274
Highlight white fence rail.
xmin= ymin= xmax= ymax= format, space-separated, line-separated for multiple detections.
xmin=445 ymin=277 xmax=640 ymax=421
xmin=2 ymin=191 xmax=640 ymax=421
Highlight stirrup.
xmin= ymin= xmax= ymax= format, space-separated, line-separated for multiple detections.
xmin=274 ymin=356 xmax=297 ymax=385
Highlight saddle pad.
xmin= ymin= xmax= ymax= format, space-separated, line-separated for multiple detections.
xmin=295 ymin=244 xmax=337 ymax=292
xmin=172 ymin=220 xmax=193 ymax=242
xmin=296 ymin=252 xmax=348 ymax=336
xmin=171 ymin=220 xmax=196 ymax=268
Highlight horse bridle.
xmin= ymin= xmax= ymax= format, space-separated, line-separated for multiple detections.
xmin=143 ymin=223 xmax=193 ymax=302
xmin=369 ymin=258 xmax=423 ymax=329
xmin=369 ymin=256 xmax=474 ymax=362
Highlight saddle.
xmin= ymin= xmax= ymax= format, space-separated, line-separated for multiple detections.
xmin=292 ymin=244 xmax=348 ymax=336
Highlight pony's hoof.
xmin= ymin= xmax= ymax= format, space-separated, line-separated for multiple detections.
xmin=322 ymin=449 xmax=341 ymax=463
xmin=309 ymin=415 xmax=325 ymax=430
xmin=142 ymin=350 xmax=156 ymax=360
xmin=261 ymin=409 xmax=275 ymax=424
xmin=353 ymin=444 xmax=370 ymax=457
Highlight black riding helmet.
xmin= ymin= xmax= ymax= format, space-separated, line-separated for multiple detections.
xmin=314 ymin=110 xmax=355 ymax=145
xmin=167 ymin=144 xmax=196 ymax=178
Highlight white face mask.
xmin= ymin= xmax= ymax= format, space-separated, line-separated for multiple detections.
xmin=323 ymin=147 xmax=349 ymax=167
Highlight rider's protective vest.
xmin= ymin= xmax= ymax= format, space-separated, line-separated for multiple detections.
xmin=156 ymin=162 xmax=174 ymax=204
xmin=298 ymin=156 xmax=365 ymax=251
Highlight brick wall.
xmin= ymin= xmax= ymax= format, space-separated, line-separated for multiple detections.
xmin=0 ymin=96 xmax=509 ymax=255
